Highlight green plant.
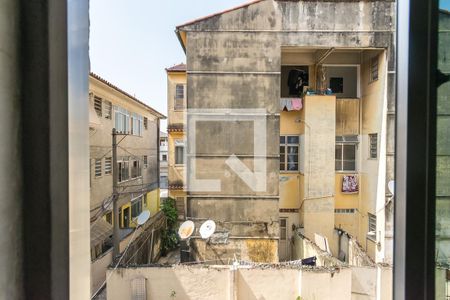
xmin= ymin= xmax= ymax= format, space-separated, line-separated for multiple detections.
xmin=161 ymin=198 xmax=179 ymax=255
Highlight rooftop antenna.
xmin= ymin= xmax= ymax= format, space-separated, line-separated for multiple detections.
xmin=136 ymin=210 xmax=150 ymax=226
xmin=199 ymin=220 xmax=216 ymax=239
xmin=178 ymin=220 xmax=195 ymax=263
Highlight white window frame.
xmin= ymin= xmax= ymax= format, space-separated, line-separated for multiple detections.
xmin=131 ymin=113 xmax=143 ymax=136
xmin=335 ymin=135 xmax=358 ymax=172
xmin=118 ymin=157 xmax=130 ymax=183
xmin=114 ymin=106 xmax=130 ymax=134
xmin=280 ymin=135 xmax=300 ymax=172
xmin=175 ymin=145 xmax=184 ymax=165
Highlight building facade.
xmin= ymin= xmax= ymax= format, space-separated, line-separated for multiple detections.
xmin=159 ymin=131 xmax=169 ymax=189
xmin=88 ymin=73 xmax=165 ymax=293
xmin=173 ymin=0 xmax=395 ymax=264
xmin=166 ymin=64 xmax=188 ymax=219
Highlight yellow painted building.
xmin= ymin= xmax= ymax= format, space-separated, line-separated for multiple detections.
xmin=166 ymin=64 xmax=188 ymax=219
xmin=278 ymin=49 xmax=389 ymax=262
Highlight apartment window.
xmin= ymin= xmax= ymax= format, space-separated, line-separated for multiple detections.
xmin=104 ymin=157 xmax=112 ymax=175
xmin=335 ymin=208 xmax=356 ymax=214
xmin=175 ymin=84 xmax=185 ymax=110
xmin=94 ymin=96 xmax=102 ymax=117
xmin=280 ymin=135 xmax=299 ymax=171
xmin=330 ymin=77 xmax=344 ymax=93
xmin=368 ymin=213 xmax=377 ymax=240
xmin=131 ymin=198 xmax=142 ymax=218
xmin=118 ymin=157 xmax=130 ymax=182
xmin=369 ymin=133 xmax=378 ymax=159
xmin=95 ymin=159 xmax=102 ymax=177
xmin=370 ymin=56 xmax=379 ymax=82
xmin=335 ymin=136 xmax=358 ymax=172
xmin=175 ymin=145 xmax=184 ymax=164
xmin=162 ymin=154 xmax=167 ymax=161
xmin=143 ymin=155 xmax=148 ymax=168
xmin=114 ymin=106 xmax=130 ymax=133
xmin=280 ymin=218 xmax=287 ymax=240
xmin=104 ymin=100 xmax=112 ymax=119
xmin=131 ymin=113 xmax=143 ymax=136
xmin=131 ymin=160 xmax=141 ymax=178
xmin=143 ymin=117 xmax=148 ymax=130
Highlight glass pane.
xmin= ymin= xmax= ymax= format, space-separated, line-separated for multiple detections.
xmin=280 ymin=136 xmax=286 ymax=144
xmin=335 ymin=144 xmax=342 ymax=159
xmin=287 ymin=146 xmax=298 ymax=154
xmin=287 ymin=136 xmax=299 ymax=144
xmin=343 ymin=144 xmax=356 ymax=160
xmin=343 ymin=160 xmax=356 ymax=171
xmin=436 ymin=3 xmax=450 ymax=298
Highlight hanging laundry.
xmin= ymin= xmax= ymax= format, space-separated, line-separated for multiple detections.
xmin=285 ymin=99 xmax=293 ymax=111
xmin=280 ymin=98 xmax=288 ymax=111
xmin=291 ymin=98 xmax=303 ymax=111
xmin=342 ymin=175 xmax=359 ymax=193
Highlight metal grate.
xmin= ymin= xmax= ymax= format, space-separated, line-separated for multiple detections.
xmin=104 ymin=157 xmax=112 ymax=175
xmin=369 ymin=133 xmax=378 ymax=159
xmin=131 ymin=277 xmax=146 ymax=300
xmin=95 ymin=159 xmax=102 ymax=177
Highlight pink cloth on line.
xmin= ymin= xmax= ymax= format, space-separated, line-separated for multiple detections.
xmin=291 ymin=98 xmax=303 ymax=110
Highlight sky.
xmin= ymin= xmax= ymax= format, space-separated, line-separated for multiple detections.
xmin=90 ymin=0 xmax=246 ymax=131
xmin=443 ymin=0 xmax=450 ymax=11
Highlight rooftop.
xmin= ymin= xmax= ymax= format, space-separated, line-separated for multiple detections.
xmin=165 ymin=63 xmax=187 ymax=72
xmin=90 ymin=72 xmax=166 ymax=119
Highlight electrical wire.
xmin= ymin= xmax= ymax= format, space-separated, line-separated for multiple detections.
xmin=90 ymin=228 xmax=138 ymax=299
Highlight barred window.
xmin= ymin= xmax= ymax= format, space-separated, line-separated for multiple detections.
xmin=94 ymin=159 xmax=102 ymax=177
xmin=370 ymin=56 xmax=379 ymax=82
xmin=105 ymin=157 xmax=112 ymax=175
xmin=369 ymin=133 xmax=378 ymax=159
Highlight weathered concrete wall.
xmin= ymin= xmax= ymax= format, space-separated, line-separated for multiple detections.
xmin=180 ymin=0 xmax=395 ymax=263
xmin=91 ymin=249 xmax=112 ymax=295
xmin=302 ymin=95 xmax=336 ymax=249
xmin=89 ymin=77 xmax=160 ymax=214
xmin=107 ymin=265 xmax=352 ymax=300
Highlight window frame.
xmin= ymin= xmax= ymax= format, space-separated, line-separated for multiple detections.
xmin=279 ymin=135 xmax=300 ymax=172
xmin=369 ymin=133 xmax=378 ymax=159
xmin=174 ymin=84 xmax=185 ymax=110
xmin=94 ymin=96 xmax=102 ymax=117
xmin=94 ymin=158 xmax=102 ymax=177
xmin=370 ymin=56 xmax=379 ymax=83
xmin=104 ymin=100 xmax=112 ymax=119
xmin=104 ymin=157 xmax=112 ymax=175
xmin=335 ymin=136 xmax=358 ymax=172
xmin=175 ymin=145 xmax=184 ymax=165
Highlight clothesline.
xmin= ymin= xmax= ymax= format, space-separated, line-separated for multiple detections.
xmin=280 ymin=97 xmax=303 ymax=111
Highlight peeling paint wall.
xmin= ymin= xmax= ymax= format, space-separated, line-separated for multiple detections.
xmin=106 ymin=265 xmax=352 ymax=300
xmin=179 ymin=0 xmax=395 ymax=262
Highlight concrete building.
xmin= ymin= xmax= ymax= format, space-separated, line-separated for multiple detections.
xmin=88 ymin=73 xmax=165 ymax=294
xmin=166 ymin=63 xmax=188 ymax=218
xmin=172 ymin=0 xmax=395 ymax=264
xmin=160 ymin=131 xmax=169 ymax=190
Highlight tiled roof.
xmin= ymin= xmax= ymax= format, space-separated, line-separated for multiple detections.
xmin=166 ymin=63 xmax=186 ymax=72
xmin=90 ymin=72 xmax=166 ymax=119
xmin=176 ymin=0 xmax=265 ymax=29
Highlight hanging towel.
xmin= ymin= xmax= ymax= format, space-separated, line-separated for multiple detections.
xmin=291 ymin=98 xmax=303 ymax=111
xmin=342 ymin=175 xmax=359 ymax=193
xmin=280 ymin=98 xmax=288 ymax=111
xmin=285 ymin=99 xmax=293 ymax=111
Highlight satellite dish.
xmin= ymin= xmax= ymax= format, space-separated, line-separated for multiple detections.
xmin=178 ymin=220 xmax=195 ymax=240
xmin=199 ymin=220 xmax=216 ymax=239
xmin=136 ymin=210 xmax=151 ymax=226
xmin=388 ymin=180 xmax=395 ymax=195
